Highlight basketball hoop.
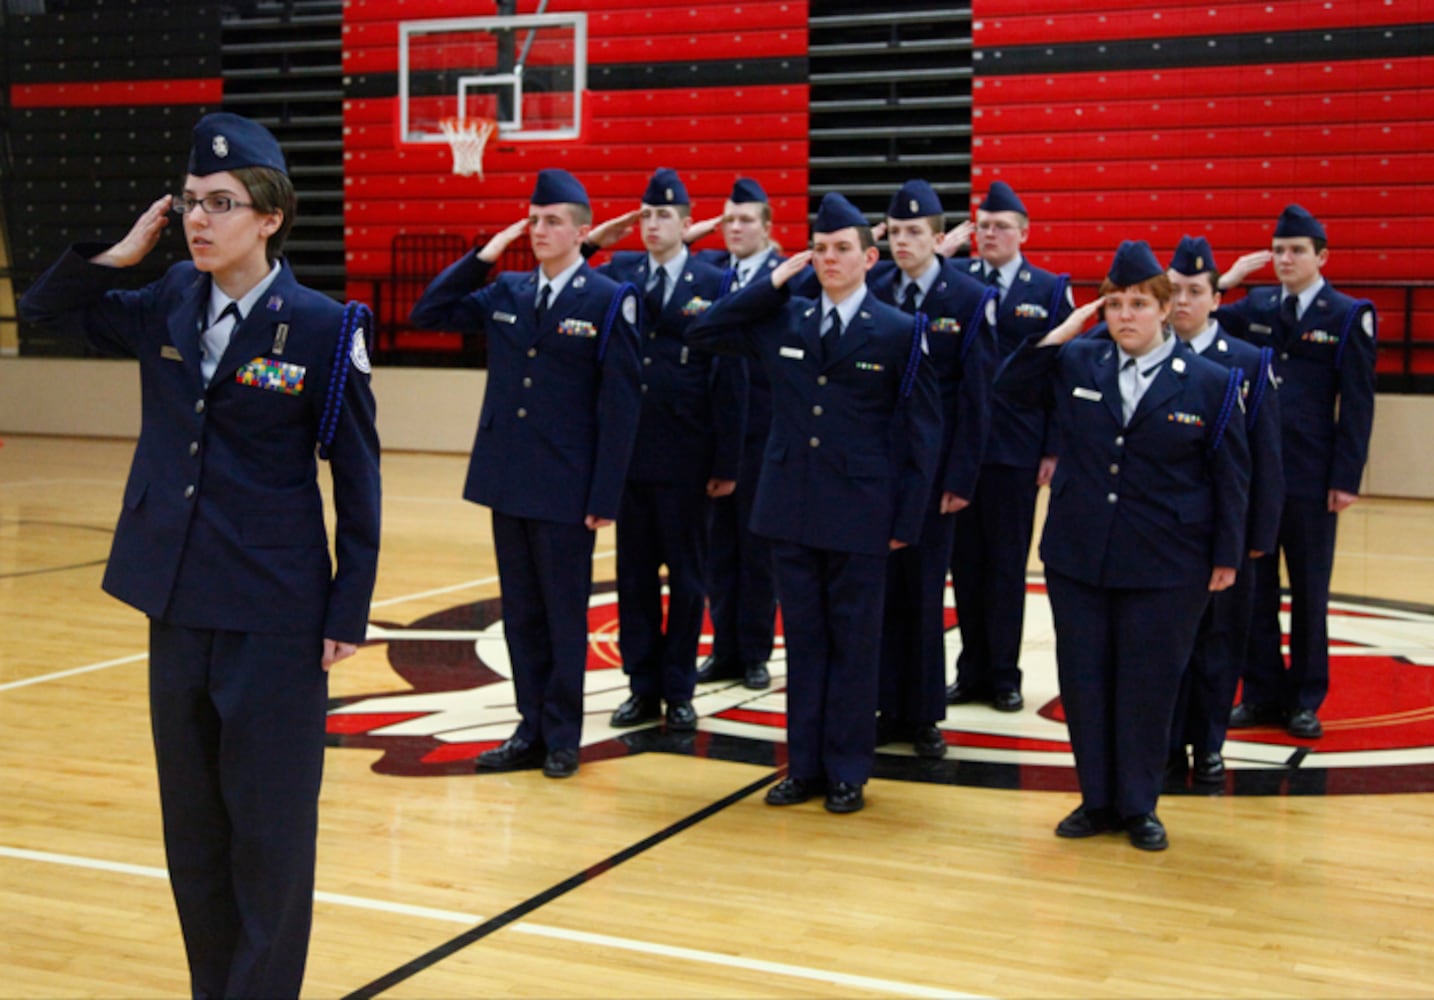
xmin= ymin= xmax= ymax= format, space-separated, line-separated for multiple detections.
xmin=439 ymin=117 xmax=498 ymax=179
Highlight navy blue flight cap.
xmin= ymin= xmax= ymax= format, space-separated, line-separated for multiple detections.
xmin=1169 ymin=235 xmax=1218 ymax=276
xmin=887 ymin=179 xmax=943 ymax=220
xmin=979 ymin=180 xmax=1027 ymax=215
xmin=642 ymin=167 xmax=690 ymax=207
xmin=188 ymin=113 xmax=287 ymax=176
xmin=1107 ymin=240 xmax=1164 ymax=287
xmin=729 ymin=177 xmax=768 ymax=204
xmin=1274 ymin=203 xmax=1326 ymax=242
xmin=531 ymin=168 xmax=589 ymax=208
xmin=813 ymin=192 xmax=868 ymax=234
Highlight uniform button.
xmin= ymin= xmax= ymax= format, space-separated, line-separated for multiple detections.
xmin=1106 ymin=492 xmax=1117 ymax=504
xmin=1281 ymin=352 xmax=1290 ymax=361
xmin=641 ymin=384 xmax=649 ymax=393
xmin=522 ymin=377 xmax=532 ymax=388
xmin=812 ymin=405 xmax=823 ymax=416
xmin=184 ymin=485 xmax=196 ymax=499
xmin=194 ymin=400 xmax=205 ymax=414
xmin=1109 ymin=463 xmax=1119 ymax=475
xmin=648 ymin=332 xmax=657 ymax=339
xmin=516 ymin=407 xmax=528 ymax=418
xmin=1114 ymin=435 xmax=1125 ymax=447
xmin=809 ymin=436 xmax=820 ymax=448
xmin=817 ymin=375 xmax=828 ymax=386
xmin=188 ymin=441 xmax=199 ymax=456
xmin=527 ymin=348 xmax=537 ymax=358
xmin=643 ymin=357 xmax=653 ymax=366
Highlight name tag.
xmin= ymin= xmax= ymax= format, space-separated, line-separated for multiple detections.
xmin=1249 ymin=323 xmax=1272 ymax=335
xmin=160 ymin=344 xmax=183 ymax=362
xmin=1073 ymin=386 xmax=1102 ymax=402
xmin=235 ymin=357 xmax=306 ymax=395
xmin=779 ymin=346 xmax=805 ymax=360
xmin=493 ymin=311 xmax=518 ymax=324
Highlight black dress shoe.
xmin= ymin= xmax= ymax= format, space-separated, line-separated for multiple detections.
xmin=1193 ymin=751 xmax=1226 ymax=782
xmin=742 ymin=660 xmax=771 ymax=690
xmin=1229 ymin=701 xmax=1280 ymax=728
xmin=765 ymin=776 xmax=823 ymax=806
xmin=542 ymin=748 xmax=579 ymax=778
xmin=912 ymin=723 xmax=948 ymax=759
xmin=665 ymin=700 xmax=697 ymax=732
xmin=1286 ymin=708 xmax=1323 ymax=739
xmin=1125 ymin=813 xmax=1169 ymax=851
xmin=477 ymin=735 xmax=544 ymax=770
xmin=695 ymin=655 xmax=741 ymax=683
xmin=945 ymin=681 xmax=990 ymax=705
xmin=1055 ymin=805 xmax=1119 ymax=838
xmin=824 ymin=781 xmax=865 ymax=814
xmin=992 ymin=689 xmax=1024 ymax=713
xmin=610 ymin=693 xmax=661 ymax=727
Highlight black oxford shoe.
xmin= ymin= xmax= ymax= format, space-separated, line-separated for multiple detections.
xmin=665 ymin=700 xmax=698 ymax=732
xmin=695 ymin=655 xmax=741 ymax=683
xmin=764 ymin=776 xmax=823 ymax=806
xmin=992 ymin=689 xmax=1024 ymax=713
xmin=610 ymin=693 xmax=662 ymax=728
xmin=542 ymin=748 xmax=579 ymax=779
xmin=1126 ymin=813 xmax=1169 ymax=851
xmin=1055 ymin=805 xmax=1119 ymax=839
xmin=824 ymin=781 xmax=865 ymax=814
xmin=742 ymin=660 xmax=771 ymax=690
xmin=1286 ymin=708 xmax=1323 ymax=739
xmin=912 ymin=723 xmax=948 ymax=759
xmin=1193 ymin=752 xmax=1226 ymax=782
xmin=945 ymin=681 xmax=990 ymax=705
xmin=478 ymin=735 xmax=543 ymax=771
xmin=1229 ymin=702 xmax=1280 ymax=728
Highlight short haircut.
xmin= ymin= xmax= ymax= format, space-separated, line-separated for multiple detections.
xmin=231 ymin=165 xmax=296 ymax=265
xmin=566 ymin=202 xmax=593 ymax=227
xmin=1098 ymin=273 xmax=1174 ymax=306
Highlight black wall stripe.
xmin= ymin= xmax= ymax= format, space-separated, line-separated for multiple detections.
xmin=975 ymin=23 xmax=1434 ymax=77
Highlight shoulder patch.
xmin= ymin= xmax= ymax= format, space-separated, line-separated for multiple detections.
xmin=350 ymin=330 xmax=371 ymax=374
xmin=985 ymin=298 xmax=997 ymax=326
xmin=1362 ymin=310 xmax=1375 ymax=337
xmin=622 ymin=293 xmax=638 ymax=325
xmin=1065 ymin=286 xmax=1075 ymax=307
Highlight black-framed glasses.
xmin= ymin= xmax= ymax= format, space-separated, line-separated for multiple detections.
xmin=171 ymin=194 xmax=254 ymax=215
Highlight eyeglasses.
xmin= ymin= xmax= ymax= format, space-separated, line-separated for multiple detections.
xmin=976 ymin=220 xmax=1021 ymax=233
xmin=171 ymin=194 xmax=254 ymax=215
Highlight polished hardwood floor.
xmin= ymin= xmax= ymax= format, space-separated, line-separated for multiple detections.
xmin=2 ymin=433 xmax=1433 ymax=998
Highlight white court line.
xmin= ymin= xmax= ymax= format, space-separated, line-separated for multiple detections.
xmin=0 ymin=652 xmax=147 ymax=693
xmin=369 ymin=547 xmax=615 ymax=610
xmin=0 ymin=844 xmax=977 ymax=999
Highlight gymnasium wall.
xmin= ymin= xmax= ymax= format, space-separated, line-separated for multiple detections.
xmin=969 ymin=0 xmax=1434 ymax=389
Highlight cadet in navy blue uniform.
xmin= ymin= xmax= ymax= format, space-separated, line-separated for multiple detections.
xmin=870 ymin=179 xmax=999 ymax=758
xmin=997 ymin=241 xmax=1249 ymax=850
xmin=948 ymin=181 xmax=1073 ymax=713
xmin=410 ymin=169 xmax=642 ymax=778
xmin=21 ymin=113 xmax=381 ymax=998
xmin=1215 ymin=205 xmax=1377 ymax=740
xmin=687 ymin=193 xmax=942 ymax=814
xmin=591 ymin=168 xmax=745 ymax=731
xmin=1163 ymin=237 xmax=1285 ymax=782
xmin=690 ymin=177 xmax=781 ymax=691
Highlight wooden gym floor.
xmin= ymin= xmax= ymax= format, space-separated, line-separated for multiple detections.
xmin=2 ymin=433 xmax=1433 ymax=998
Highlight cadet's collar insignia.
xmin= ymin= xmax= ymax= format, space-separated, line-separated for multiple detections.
xmin=684 ymin=271 xmax=694 ymax=283
xmin=1172 ymin=357 xmax=1186 ymax=374
xmin=573 ymin=274 xmax=586 ymax=288
xmin=935 ymin=280 xmax=947 ymax=293
xmin=272 ymin=323 xmax=290 ymax=355
xmin=525 ymin=273 xmax=537 ymax=287
xmin=968 ymin=261 xmax=980 ymax=272
xmin=859 ymin=310 xmax=872 ymax=320
xmin=1019 ymin=269 xmax=1031 ymax=282
xmin=909 ymin=199 xmax=919 ymax=214
xmin=803 ymin=307 xmax=816 ymax=318
xmin=765 ymin=258 xmax=777 ymax=269
xmin=266 ymin=294 xmax=284 ymax=312
xmin=1216 ymin=338 xmax=1228 ymax=352
xmin=1317 ymin=298 xmax=1328 ymax=309
xmin=1101 ymin=345 xmax=1114 ymax=361
xmin=213 ymin=135 xmax=229 ymax=158
xmin=351 ymin=332 xmax=371 ymax=373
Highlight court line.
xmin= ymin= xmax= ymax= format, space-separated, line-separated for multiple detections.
xmin=0 ymin=652 xmax=148 ymax=693
xmin=0 ymin=840 xmax=975 ymax=999
xmin=368 ymin=548 xmax=615 ymax=610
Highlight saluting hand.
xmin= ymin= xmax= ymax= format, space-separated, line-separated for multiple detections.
xmin=683 ymin=213 xmax=724 ymax=246
xmin=478 ymin=218 xmax=530 ymax=263
xmin=586 ymin=209 xmax=641 ymax=249
xmin=1037 ymin=295 xmax=1105 ymax=347
xmin=1217 ymin=250 xmax=1272 ymax=291
xmin=771 ymin=250 xmax=813 ymax=288
xmin=93 ymin=194 xmax=171 ymax=268
xmin=937 ymin=219 xmax=974 ymax=258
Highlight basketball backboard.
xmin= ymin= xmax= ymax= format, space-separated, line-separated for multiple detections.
xmin=398 ymin=13 xmax=587 ymax=144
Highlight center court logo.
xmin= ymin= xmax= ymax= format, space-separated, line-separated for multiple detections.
xmin=328 ymin=584 xmax=1434 ymax=795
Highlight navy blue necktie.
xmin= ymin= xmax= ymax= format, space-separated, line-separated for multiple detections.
xmin=1280 ymin=294 xmax=1299 ymax=338
xmin=535 ymin=283 xmax=551 ymax=325
xmin=646 ymin=268 xmax=667 ymax=320
xmin=822 ymin=309 xmax=842 ymax=363
xmin=900 ymin=282 xmax=920 ymax=315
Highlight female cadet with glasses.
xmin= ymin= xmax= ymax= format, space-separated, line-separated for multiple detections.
xmin=21 ymin=112 xmax=381 ymax=998
xmin=994 ymin=240 xmax=1249 ymax=851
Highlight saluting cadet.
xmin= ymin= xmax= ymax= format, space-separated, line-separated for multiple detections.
xmin=997 ymin=240 xmax=1249 ymax=850
xmin=1164 ymin=237 xmax=1284 ymax=782
xmin=409 ymin=168 xmax=642 ymax=779
xmin=870 ymin=179 xmax=999 ymax=758
xmin=691 ymin=177 xmax=781 ymax=691
xmin=1215 ymin=205 xmax=1377 ymax=740
xmin=21 ymin=112 xmax=381 ymax=998
xmin=592 ymin=168 xmax=745 ymax=732
xmin=948 ymin=181 xmax=1073 ymax=713
xmin=687 ymin=192 xmax=942 ymax=814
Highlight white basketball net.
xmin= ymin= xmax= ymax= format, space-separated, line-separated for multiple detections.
xmin=439 ymin=117 xmax=497 ymax=179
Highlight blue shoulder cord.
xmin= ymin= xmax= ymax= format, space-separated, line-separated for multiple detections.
xmin=1208 ymin=365 xmax=1244 ymax=457
xmin=900 ymin=311 xmax=927 ymax=399
xmin=318 ymin=300 xmax=370 ymax=460
xmin=1245 ymin=346 xmax=1275 ymax=430
xmin=1332 ymin=299 xmax=1376 ymax=370
xmin=598 ymin=282 xmax=637 ymax=362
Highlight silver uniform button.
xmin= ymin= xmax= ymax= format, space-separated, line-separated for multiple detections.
xmin=184 ymin=485 xmax=196 ymax=499
xmin=1114 ymin=435 xmax=1125 ymax=447
xmin=189 ymin=441 xmax=199 ymax=456
xmin=1109 ymin=463 xmax=1119 ymax=475
xmin=643 ymin=357 xmax=653 ymax=366
xmin=1106 ymin=492 xmax=1117 ymax=504
xmin=517 ymin=407 xmax=528 ymax=418
xmin=812 ymin=405 xmax=823 ymax=416
xmin=522 ymin=377 xmax=532 ymax=388
xmin=648 ymin=332 xmax=657 ymax=339
xmin=1281 ymin=352 xmax=1290 ymax=361
xmin=817 ymin=375 xmax=828 ymax=386
xmin=194 ymin=400 xmax=205 ymax=414
xmin=527 ymin=348 xmax=538 ymax=358
xmin=809 ymin=437 xmax=820 ymax=448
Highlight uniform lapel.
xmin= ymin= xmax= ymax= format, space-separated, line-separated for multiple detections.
xmin=545 ymin=264 xmax=588 ymax=341
xmin=1127 ymin=347 xmax=1185 ymax=428
xmin=1094 ymin=342 xmax=1124 ymax=426
xmin=212 ymin=264 xmax=296 ymax=387
xmin=824 ymin=292 xmax=874 ymax=370
xmin=167 ymin=272 xmax=210 ymax=389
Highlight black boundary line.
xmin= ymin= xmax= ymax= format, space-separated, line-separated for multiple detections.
xmin=340 ymin=769 xmax=781 ymax=1000
xmin=0 ymin=558 xmax=108 ymax=580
